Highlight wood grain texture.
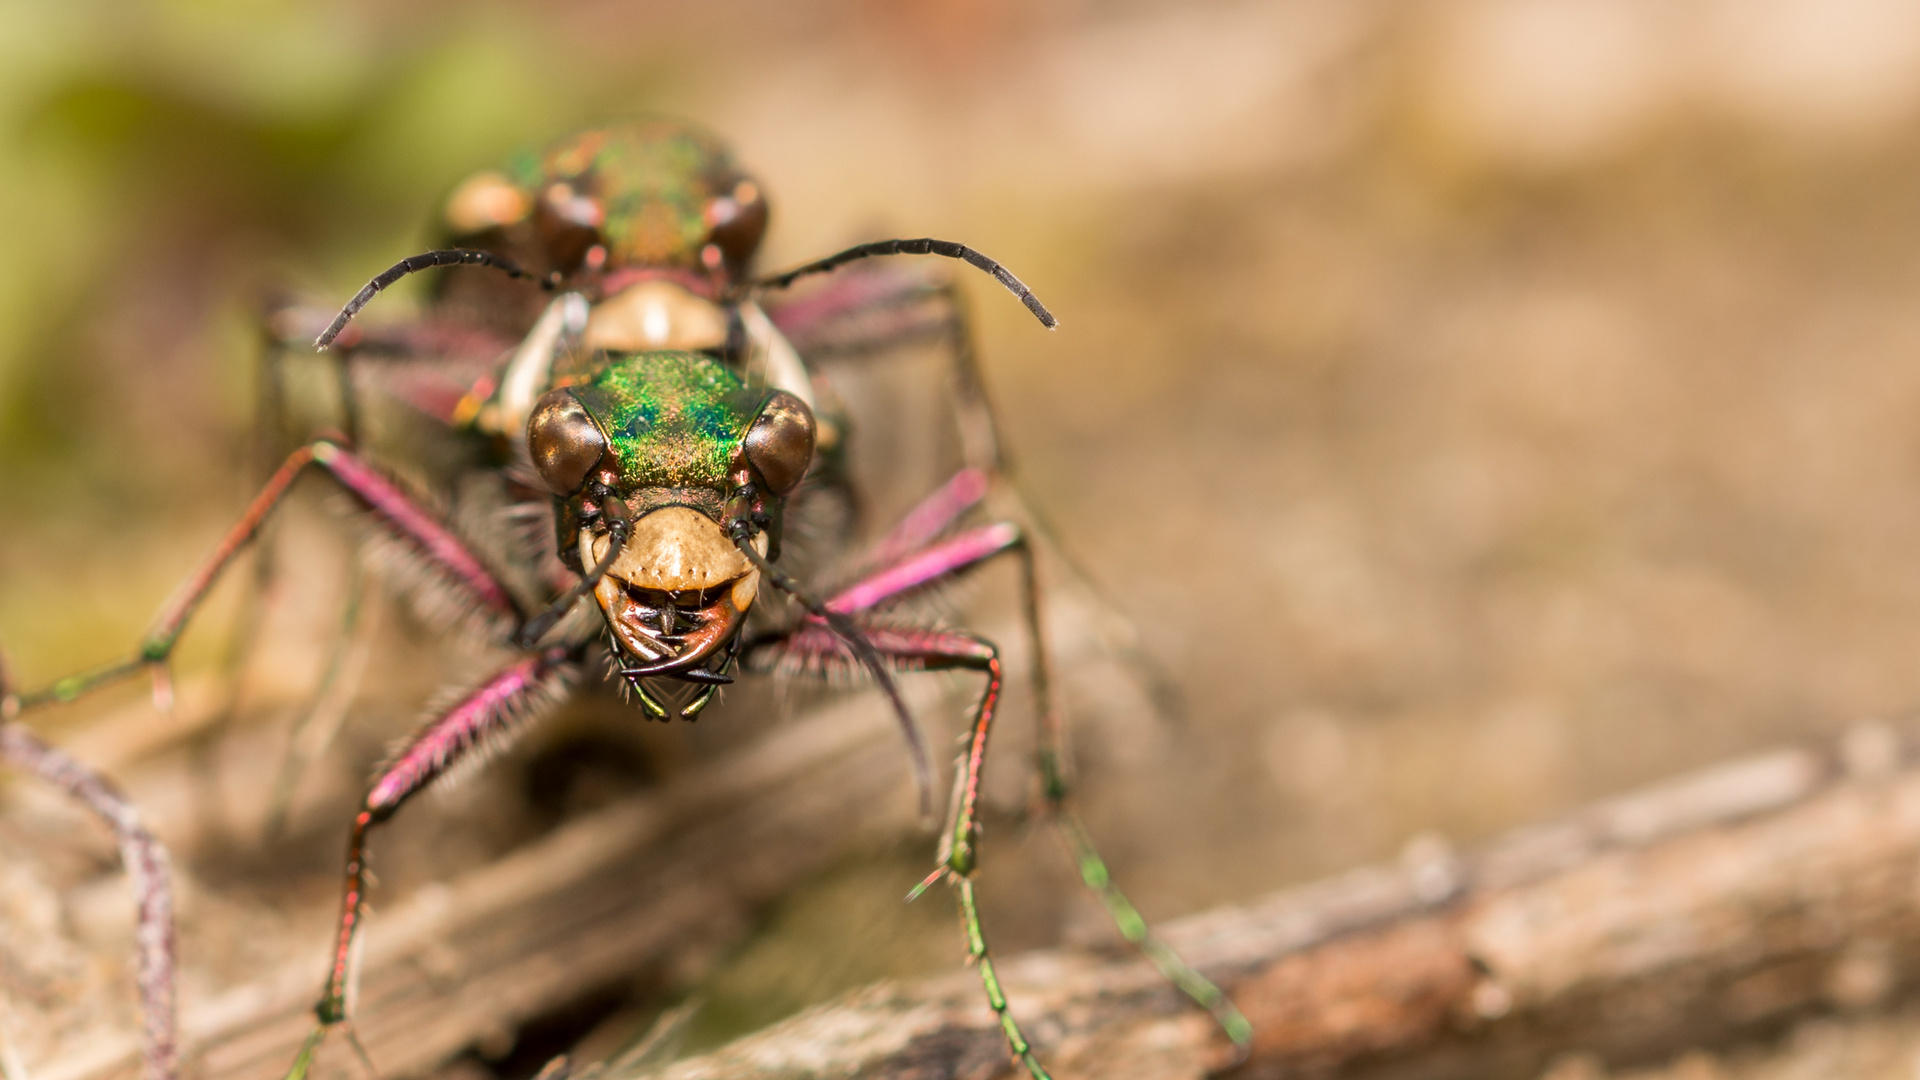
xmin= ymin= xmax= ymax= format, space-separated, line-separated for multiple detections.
xmin=29 ymin=687 xmax=924 ymax=1080
xmin=22 ymin=668 xmax=1920 ymax=1080
xmin=628 ymin=725 xmax=1920 ymax=1080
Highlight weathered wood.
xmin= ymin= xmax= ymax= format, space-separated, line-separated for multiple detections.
xmin=31 ymin=687 xmax=929 ymax=1080
xmin=7 ymin=573 xmax=1127 ymax=1080
xmin=25 ymin=645 xmax=1920 ymax=1080
xmin=630 ymin=724 xmax=1920 ymax=1080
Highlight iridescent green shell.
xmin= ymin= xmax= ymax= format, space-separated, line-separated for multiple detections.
xmin=569 ymin=351 xmax=767 ymax=493
xmin=507 ymin=120 xmax=744 ymax=273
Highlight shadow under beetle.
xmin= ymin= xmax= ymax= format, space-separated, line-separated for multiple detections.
xmin=7 ymin=118 xmax=1251 ymax=1080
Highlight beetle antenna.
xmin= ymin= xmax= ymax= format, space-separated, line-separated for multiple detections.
xmin=727 ymin=523 xmax=935 ymax=820
xmin=513 ymin=508 xmax=631 ymax=650
xmin=749 ymin=238 xmax=1057 ymax=330
xmin=316 ymin=250 xmax=548 ymax=351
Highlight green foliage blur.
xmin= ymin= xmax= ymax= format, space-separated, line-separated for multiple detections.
xmin=0 ymin=0 xmax=627 ymax=507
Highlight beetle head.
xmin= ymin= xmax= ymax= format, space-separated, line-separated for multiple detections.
xmin=525 ymin=351 xmax=813 ymax=716
xmin=441 ymin=118 xmax=768 ymax=309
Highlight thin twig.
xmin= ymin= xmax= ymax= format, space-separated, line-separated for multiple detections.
xmin=0 ymin=720 xmax=178 ymax=1080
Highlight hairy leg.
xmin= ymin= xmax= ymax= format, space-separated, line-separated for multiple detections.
xmin=766 ymin=500 xmax=1253 ymax=1058
xmin=256 ymin=304 xmax=523 ymax=826
xmin=766 ymin=263 xmax=1007 ymax=474
xmin=279 ymin=649 xmax=579 ymax=1080
xmin=3 ymin=432 xmax=530 ymax=1080
xmin=314 ymin=647 xmax=577 ymax=1026
xmin=769 ymin=265 xmax=1186 ymax=718
xmin=758 ymin=618 xmax=1051 ymax=1078
xmin=747 ymin=517 xmax=1106 ymax=1077
xmin=14 ymin=440 xmax=521 ymax=714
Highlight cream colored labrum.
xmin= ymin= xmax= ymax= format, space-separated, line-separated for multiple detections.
xmin=582 ymin=506 xmax=765 ymax=610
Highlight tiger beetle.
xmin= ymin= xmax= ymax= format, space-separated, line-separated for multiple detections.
xmin=13 ymin=119 xmax=1252 ymax=1080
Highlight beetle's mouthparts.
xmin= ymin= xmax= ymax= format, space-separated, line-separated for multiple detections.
xmin=582 ymin=506 xmax=762 ymax=676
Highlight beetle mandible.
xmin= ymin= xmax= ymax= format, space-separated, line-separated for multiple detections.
xmin=11 ymin=118 xmax=1251 ymax=1080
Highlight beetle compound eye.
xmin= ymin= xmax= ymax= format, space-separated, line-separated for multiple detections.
xmin=536 ymin=182 xmax=605 ymax=275
xmin=527 ymin=389 xmax=608 ymax=496
xmin=743 ymin=390 xmax=816 ymax=495
xmin=706 ymin=180 xmax=769 ymax=270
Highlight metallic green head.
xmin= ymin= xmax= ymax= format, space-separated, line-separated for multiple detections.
xmin=573 ymin=350 xmax=765 ymax=500
xmin=525 ymin=350 xmax=814 ymax=706
xmin=441 ymin=118 xmax=769 ymax=294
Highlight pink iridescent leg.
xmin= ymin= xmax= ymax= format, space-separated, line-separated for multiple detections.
xmin=809 ymin=516 xmax=1049 ymax=777
xmin=766 ymin=263 xmax=1007 ymax=472
xmin=846 ymin=469 xmax=991 ymax=580
xmin=763 ymin=261 xmax=952 ymax=353
xmin=11 ymin=440 xmax=539 ymax=1079
xmin=752 ymin=509 xmax=1051 ymax=1074
xmin=817 ymin=518 xmax=1060 ymax=765
xmin=253 ymin=318 xmax=512 ymax=827
xmin=262 ymin=300 xmax=519 ymax=435
xmin=762 ymin=508 xmax=1253 ymax=1065
xmin=0 ymin=671 xmax=177 ymax=1080
xmin=283 ymin=652 xmax=579 ymax=1080
xmin=765 ymin=618 xmax=1051 ymax=1077
xmin=19 ymin=441 xmax=520 ymax=712
xmin=314 ymin=647 xmax=576 ymax=1027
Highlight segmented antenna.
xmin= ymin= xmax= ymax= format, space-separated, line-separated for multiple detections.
xmin=728 ymin=523 xmax=935 ymax=819
xmin=516 ymin=497 xmax=632 ymax=650
xmin=751 ymin=238 xmax=1058 ymax=330
xmin=514 ymin=522 xmax=631 ymax=651
xmin=315 ymin=249 xmax=546 ymax=350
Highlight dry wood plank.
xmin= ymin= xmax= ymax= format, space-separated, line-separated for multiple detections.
xmin=626 ymin=724 xmax=1920 ymax=1080
xmin=39 ymin=686 xmax=928 ymax=1080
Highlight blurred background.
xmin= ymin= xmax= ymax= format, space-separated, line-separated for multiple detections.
xmin=10 ymin=0 xmax=1920 ymax=1076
